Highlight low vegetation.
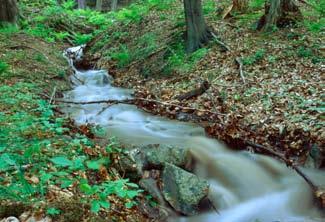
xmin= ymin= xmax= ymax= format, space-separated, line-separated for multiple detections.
xmin=0 ymin=0 xmax=324 ymax=220
xmin=84 ymin=0 xmax=324 ymax=161
xmin=0 ymin=1 xmax=147 ymax=220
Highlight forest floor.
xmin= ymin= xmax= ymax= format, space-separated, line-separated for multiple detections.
xmin=84 ymin=0 xmax=324 ymax=167
xmin=1 ymin=0 xmax=324 ymax=221
xmin=0 ymin=31 xmax=149 ymax=221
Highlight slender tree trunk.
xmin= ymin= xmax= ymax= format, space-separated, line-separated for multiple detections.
xmin=77 ymin=0 xmax=86 ymax=9
xmin=233 ymin=0 xmax=249 ymax=13
xmin=257 ymin=0 xmax=302 ymax=31
xmin=0 ymin=0 xmax=18 ymax=24
xmin=183 ymin=0 xmax=210 ymax=53
xmin=96 ymin=0 xmax=103 ymax=11
xmin=111 ymin=0 xmax=118 ymax=11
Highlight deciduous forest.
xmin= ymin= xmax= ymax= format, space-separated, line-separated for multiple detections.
xmin=0 ymin=0 xmax=324 ymax=221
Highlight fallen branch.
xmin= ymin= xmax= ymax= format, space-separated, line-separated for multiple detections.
xmin=210 ymin=31 xmax=231 ymax=52
xmin=55 ymin=97 xmax=226 ymax=116
xmin=235 ymin=57 xmax=246 ymax=84
xmin=175 ymin=80 xmax=210 ymax=101
xmin=49 ymin=86 xmax=57 ymax=105
xmin=245 ymin=141 xmax=324 ymax=208
xmin=71 ymin=73 xmax=85 ymax=85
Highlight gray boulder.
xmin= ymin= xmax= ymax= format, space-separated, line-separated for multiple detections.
xmin=119 ymin=144 xmax=190 ymax=177
xmin=142 ymin=144 xmax=190 ymax=168
xmin=162 ymin=163 xmax=209 ymax=215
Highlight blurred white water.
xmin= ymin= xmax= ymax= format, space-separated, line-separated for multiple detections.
xmin=61 ymin=47 xmax=325 ymax=222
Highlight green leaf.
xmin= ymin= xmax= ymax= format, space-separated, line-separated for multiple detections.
xmin=79 ymin=183 xmax=93 ymax=195
xmin=50 ymin=156 xmax=73 ymax=167
xmin=126 ymin=182 xmax=139 ymax=188
xmin=40 ymin=172 xmax=52 ymax=182
xmin=125 ymin=201 xmax=135 ymax=209
xmin=86 ymin=160 xmax=102 ymax=170
xmin=2 ymin=153 xmax=17 ymax=166
xmin=70 ymin=156 xmax=86 ymax=170
xmin=126 ymin=190 xmax=139 ymax=199
xmin=0 ymin=144 xmax=6 ymax=152
xmin=60 ymin=179 xmax=74 ymax=189
xmin=46 ymin=207 xmax=61 ymax=215
xmin=99 ymin=200 xmax=110 ymax=209
xmin=86 ymin=158 xmax=109 ymax=170
xmin=116 ymin=189 xmax=127 ymax=198
xmin=90 ymin=200 xmax=101 ymax=213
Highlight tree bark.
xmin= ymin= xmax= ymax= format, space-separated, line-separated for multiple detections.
xmin=96 ymin=0 xmax=103 ymax=11
xmin=232 ymin=0 xmax=249 ymax=13
xmin=0 ymin=0 xmax=18 ymax=24
xmin=183 ymin=0 xmax=211 ymax=53
xmin=257 ymin=0 xmax=302 ymax=31
xmin=111 ymin=0 xmax=118 ymax=11
xmin=77 ymin=0 xmax=86 ymax=9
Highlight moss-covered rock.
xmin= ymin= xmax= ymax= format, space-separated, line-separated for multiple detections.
xmin=142 ymin=144 xmax=190 ymax=169
xmin=162 ymin=163 xmax=209 ymax=215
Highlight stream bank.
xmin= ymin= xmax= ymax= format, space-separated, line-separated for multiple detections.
xmin=82 ymin=0 xmax=325 ymax=168
xmin=61 ymin=45 xmax=325 ymax=222
xmin=0 ymin=34 xmax=149 ymax=222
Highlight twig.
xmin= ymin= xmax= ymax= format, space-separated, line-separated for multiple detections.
xmin=207 ymin=198 xmax=220 ymax=214
xmin=49 ymin=86 xmax=57 ymax=105
xmin=96 ymin=104 xmax=112 ymax=116
xmin=71 ymin=73 xmax=85 ymax=85
xmin=245 ymin=141 xmax=318 ymax=192
xmin=55 ymin=98 xmax=227 ymax=116
xmin=235 ymin=57 xmax=246 ymax=84
xmin=210 ymin=31 xmax=231 ymax=52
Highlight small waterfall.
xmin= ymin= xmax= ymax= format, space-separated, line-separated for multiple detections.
xmin=61 ymin=46 xmax=325 ymax=222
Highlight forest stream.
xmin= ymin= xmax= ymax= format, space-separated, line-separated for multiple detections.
xmin=61 ymin=46 xmax=325 ymax=222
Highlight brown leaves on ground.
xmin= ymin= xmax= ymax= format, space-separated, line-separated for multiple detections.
xmin=85 ymin=2 xmax=324 ymax=166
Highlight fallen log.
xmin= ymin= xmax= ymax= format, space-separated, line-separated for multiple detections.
xmin=175 ymin=80 xmax=210 ymax=101
xmin=55 ymin=97 xmax=226 ymax=117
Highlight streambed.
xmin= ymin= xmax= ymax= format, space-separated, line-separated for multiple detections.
xmin=61 ymin=46 xmax=324 ymax=222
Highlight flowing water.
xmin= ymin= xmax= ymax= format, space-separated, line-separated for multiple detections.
xmin=62 ymin=46 xmax=324 ymax=222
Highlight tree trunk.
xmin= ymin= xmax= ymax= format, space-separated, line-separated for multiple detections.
xmin=257 ymin=0 xmax=302 ymax=31
xmin=96 ymin=0 xmax=103 ymax=11
xmin=233 ymin=0 xmax=249 ymax=13
xmin=111 ymin=0 xmax=118 ymax=11
xmin=0 ymin=0 xmax=18 ymax=24
xmin=183 ymin=0 xmax=210 ymax=53
xmin=77 ymin=0 xmax=86 ymax=9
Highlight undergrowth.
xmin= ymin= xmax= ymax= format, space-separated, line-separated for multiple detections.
xmin=0 ymin=82 xmax=142 ymax=217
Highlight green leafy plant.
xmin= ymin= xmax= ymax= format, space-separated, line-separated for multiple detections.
xmin=109 ymin=45 xmax=131 ymax=68
xmin=297 ymin=46 xmax=313 ymax=58
xmin=0 ymin=61 xmax=9 ymax=74
xmin=243 ymin=49 xmax=266 ymax=65
xmin=0 ymin=25 xmax=19 ymax=36
xmin=46 ymin=207 xmax=61 ymax=216
xmin=0 ymin=84 xmax=141 ymax=214
xmin=73 ymin=33 xmax=93 ymax=45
